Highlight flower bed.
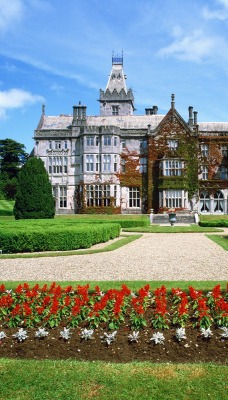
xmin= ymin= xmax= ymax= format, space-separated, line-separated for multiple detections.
xmin=0 ymin=283 xmax=227 ymax=363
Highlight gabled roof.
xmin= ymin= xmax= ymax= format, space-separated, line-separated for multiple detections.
xmin=155 ymin=107 xmax=192 ymax=135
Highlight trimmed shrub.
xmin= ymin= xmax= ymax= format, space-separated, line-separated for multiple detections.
xmin=199 ymin=220 xmax=228 ymax=227
xmin=13 ymin=157 xmax=55 ymax=219
xmin=0 ymin=223 xmax=120 ymax=253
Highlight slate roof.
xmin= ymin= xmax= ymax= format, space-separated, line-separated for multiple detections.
xmin=38 ymin=114 xmax=165 ymax=130
xmin=37 ymin=114 xmax=228 ymax=134
xmin=198 ymin=122 xmax=228 ymax=132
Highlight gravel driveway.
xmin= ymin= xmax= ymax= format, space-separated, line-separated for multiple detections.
xmin=0 ymin=231 xmax=227 ymax=281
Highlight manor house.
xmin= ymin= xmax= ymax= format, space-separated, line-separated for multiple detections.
xmin=33 ymin=55 xmax=228 ymax=215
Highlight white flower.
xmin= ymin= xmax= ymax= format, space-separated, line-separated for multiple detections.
xmin=79 ymin=328 xmax=94 ymax=340
xmin=200 ymin=327 xmax=213 ymax=338
xmin=12 ymin=328 xmax=28 ymax=342
xmin=0 ymin=331 xmax=7 ymax=340
xmin=35 ymin=328 xmax=49 ymax=338
xmin=131 ymin=292 xmax=137 ymax=298
xmin=219 ymin=327 xmax=228 ymax=338
xmin=128 ymin=331 xmax=140 ymax=342
xmin=59 ymin=327 xmax=71 ymax=340
xmin=100 ymin=331 xmax=117 ymax=345
xmin=175 ymin=327 xmax=187 ymax=342
xmin=150 ymin=332 xmax=165 ymax=345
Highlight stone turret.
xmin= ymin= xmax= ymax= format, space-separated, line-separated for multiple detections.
xmin=99 ymin=53 xmax=135 ymax=116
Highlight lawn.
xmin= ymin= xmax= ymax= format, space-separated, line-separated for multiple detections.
xmin=0 ymin=280 xmax=227 ymax=400
xmin=0 ymin=199 xmax=14 ymax=216
xmin=122 ymin=225 xmax=224 ymax=233
xmin=0 ymin=359 xmax=226 ymax=400
xmin=206 ymin=234 xmax=228 ymax=251
xmin=0 ymin=208 xmax=227 ymax=399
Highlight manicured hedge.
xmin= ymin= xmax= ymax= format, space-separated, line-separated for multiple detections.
xmin=199 ymin=220 xmax=228 ymax=227
xmin=101 ymin=218 xmax=150 ymax=228
xmin=0 ymin=223 xmax=120 ymax=253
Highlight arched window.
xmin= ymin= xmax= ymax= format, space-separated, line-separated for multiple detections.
xmin=200 ymin=192 xmax=210 ymax=213
xmin=214 ymin=191 xmax=224 ymax=213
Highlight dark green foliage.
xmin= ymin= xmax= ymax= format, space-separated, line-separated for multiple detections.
xmin=0 ymin=223 xmax=120 ymax=253
xmin=0 ymin=139 xmax=28 ymax=200
xmin=13 ymin=157 xmax=55 ymax=219
xmin=199 ymin=220 xmax=228 ymax=227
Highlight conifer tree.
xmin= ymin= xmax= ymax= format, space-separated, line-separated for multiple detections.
xmin=14 ymin=157 xmax=55 ymax=219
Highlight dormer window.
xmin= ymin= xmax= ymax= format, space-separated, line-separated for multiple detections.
xmin=112 ymin=106 xmax=119 ymax=116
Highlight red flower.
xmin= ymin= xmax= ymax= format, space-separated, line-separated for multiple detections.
xmin=0 ymin=284 xmax=5 ymax=293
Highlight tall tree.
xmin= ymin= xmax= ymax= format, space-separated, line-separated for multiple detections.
xmin=0 ymin=138 xmax=28 ymax=178
xmin=14 ymin=157 xmax=55 ymax=219
xmin=0 ymin=138 xmax=28 ymax=199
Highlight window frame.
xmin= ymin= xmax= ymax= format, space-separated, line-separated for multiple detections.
xmin=129 ymin=187 xmax=140 ymax=208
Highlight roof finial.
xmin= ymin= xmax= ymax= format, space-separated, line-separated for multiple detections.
xmin=112 ymin=51 xmax=123 ymax=65
xmin=171 ymin=94 xmax=175 ymax=110
xmin=42 ymin=104 xmax=45 ymax=115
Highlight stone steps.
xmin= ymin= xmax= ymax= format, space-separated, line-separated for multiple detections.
xmin=152 ymin=213 xmax=195 ymax=225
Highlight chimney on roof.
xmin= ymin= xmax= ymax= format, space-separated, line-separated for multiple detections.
xmin=171 ymin=94 xmax=175 ymax=110
xmin=145 ymin=105 xmax=158 ymax=115
xmin=193 ymin=111 xmax=198 ymax=125
xmin=73 ymin=101 xmax=87 ymax=125
xmin=188 ymin=106 xmax=193 ymax=127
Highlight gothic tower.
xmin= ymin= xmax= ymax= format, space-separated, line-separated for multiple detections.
xmin=99 ymin=53 xmax=135 ymax=116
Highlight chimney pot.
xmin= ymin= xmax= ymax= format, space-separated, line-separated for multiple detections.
xmin=193 ymin=111 xmax=198 ymax=125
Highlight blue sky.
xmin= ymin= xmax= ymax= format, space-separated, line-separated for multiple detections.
xmin=0 ymin=0 xmax=228 ymax=153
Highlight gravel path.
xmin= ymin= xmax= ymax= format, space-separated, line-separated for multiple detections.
xmin=0 ymin=231 xmax=227 ymax=281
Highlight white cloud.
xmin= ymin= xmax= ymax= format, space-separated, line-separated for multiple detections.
xmin=157 ymin=29 xmax=217 ymax=62
xmin=202 ymin=0 xmax=228 ymax=20
xmin=218 ymin=0 xmax=228 ymax=8
xmin=0 ymin=0 xmax=25 ymax=34
xmin=0 ymin=88 xmax=44 ymax=119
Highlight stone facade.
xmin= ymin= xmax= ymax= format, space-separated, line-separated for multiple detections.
xmin=33 ymin=56 xmax=228 ymax=215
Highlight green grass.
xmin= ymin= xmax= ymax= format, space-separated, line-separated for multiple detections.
xmin=1 ymin=280 xmax=227 ymax=292
xmin=123 ymin=225 xmax=223 ymax=233
xmin=0 ymin=280 xmax=227 ymax=399
xmin=0 ymin=199 xmax=14 ymax=216
xmin=206 ymin=234 xmax=228 ymax=251
xmin=0 ymin=359 xmax=226 ymax=400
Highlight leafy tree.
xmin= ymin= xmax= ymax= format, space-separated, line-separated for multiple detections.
xmin=14 ymin=157 xmax=55 ymax=219
xmin=0 ymin=138 xmax=28 ymax=199
xmin=0 ymin=138 xmax=28 ymax=178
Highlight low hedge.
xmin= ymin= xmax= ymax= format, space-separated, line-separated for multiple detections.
xmin=0 ymin=223 xmax=121 ymax=253
xmin=112 ymin=218 xmax=150 ymax=228
xmin=199 ymin=220 xmax=228 ymax=227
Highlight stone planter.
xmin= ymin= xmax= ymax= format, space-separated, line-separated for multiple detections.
xmin=169 ymin=213 xmax=176 ymax=226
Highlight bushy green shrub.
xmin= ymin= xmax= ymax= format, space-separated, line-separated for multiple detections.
xmin=199 ymin=220 xmax=228 ymax=227
xmin=13 ymin=157 xmax=55 ymax=219
xmin=0 ymin=223 xmax=120 ymax=253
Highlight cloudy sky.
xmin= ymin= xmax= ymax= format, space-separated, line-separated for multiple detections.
xmin=0 ymin=0 xmax=228 ymax=152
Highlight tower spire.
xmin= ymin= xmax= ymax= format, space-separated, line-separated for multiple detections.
xmin=99 ymin=53 xmax=135 ymax=116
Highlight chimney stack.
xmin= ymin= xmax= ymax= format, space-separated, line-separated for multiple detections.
xmin=188 ymin=106 xmax=193 ymax=126
xmin=73 ymin=101 xmax=87 ymax=125
xmin=171 ymin=94 xmax=175 ymax=110
xmin=193 ymin=111 xmax=198 ymax=125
